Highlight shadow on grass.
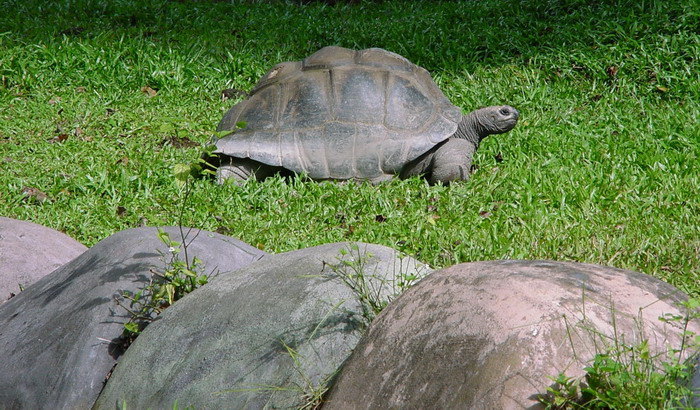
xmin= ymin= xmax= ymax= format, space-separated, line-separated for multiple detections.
xmin=0 ymin=0 xmax=695 ymax=72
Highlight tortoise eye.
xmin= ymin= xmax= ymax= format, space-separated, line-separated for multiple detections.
xmin=499 ymin=107 xmax=511 ymax=116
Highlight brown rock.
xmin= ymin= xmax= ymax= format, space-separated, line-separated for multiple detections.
xmin=0 ymin=217 xmax=86 ymax=302
xmin=325 ymin=260 xmax=700 ymax=409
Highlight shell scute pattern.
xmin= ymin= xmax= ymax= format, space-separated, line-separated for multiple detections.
xmin=214 ymin=46 xmax=462 ymax=179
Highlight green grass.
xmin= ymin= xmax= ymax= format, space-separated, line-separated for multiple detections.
xmin=1 ymin=0 xmax=699 ymax=406
xmin=1 ymin=0 xmax=699 ymax=297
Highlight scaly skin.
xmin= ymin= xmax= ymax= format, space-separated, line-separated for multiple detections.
xmin=400 ymin=105 xmax=519 ymax=184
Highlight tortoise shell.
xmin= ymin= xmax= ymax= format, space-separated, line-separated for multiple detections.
xmin=214 ymin=46 xmax=462 ymax=180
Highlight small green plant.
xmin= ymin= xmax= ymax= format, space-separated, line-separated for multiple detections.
xmin=279 ymin=340 xmax=336 ymax=410
xmin=324 ymin=243 xmax=425 ymax=325
xmin=176 ymin=142 xmax=219 ymax=185
xmin=539 ymin=297 xmax=700 ymax=409
xmin=215 ymin=345 xmax=335 ymax=409
xmin=116 ymin=228 xmax=208 ymax=343
xmin=216 ymin=300 xmax=346 ymax=409
xmin=116 ymin=156 xmax=213 ymax=345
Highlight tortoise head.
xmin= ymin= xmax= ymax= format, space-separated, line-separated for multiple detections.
xmin=480 ymin=105 xmax=520 ymax=135
xmin=456 ymin=105 xmax=520 ymax=143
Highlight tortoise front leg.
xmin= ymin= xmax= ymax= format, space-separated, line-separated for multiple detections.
xmin=429 ymin=138 xmax=477 ymax=184
xmin=400 ymin=138 xmax=476 ymax=184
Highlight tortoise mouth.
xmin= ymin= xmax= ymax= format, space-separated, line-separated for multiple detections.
xmin=499 ymin=118 xmax=519 ymax=132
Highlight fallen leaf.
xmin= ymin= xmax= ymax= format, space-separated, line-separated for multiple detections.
xmin=22 ymin=186 xmax=50 ymax=203
xmin=479 ymin=211 xmax=491 ymax=218
xmin=116 ymin=156 xmax=129 ymax=165
xmin=221 ymin=88 xmax=246 ymax=100
xmin=606 ymin=66 xmax=618 ymax=77
xmin=48 ymin=97 xmax=61 ymax=105
xmin=48 ymin=134 xmax=69 ymax=143
xmin=215 ymin=226 xmax=232 ymax=235
xmin=427 ymin=214 xmax=440 ymax=225
xmin=165 ymin=136 xmax=198 ymax=148
xmin=104 ymin=363 xmax=117 ymax=383
xmin=75 ymin=86 xmax=87 ymax=93
xmin=266 ymin=67 xmax=282 ymax=80
xmin=141 ymin=86 xmax=157 ymax=97
xmin=655 ymin=85 xmax=669 ymax=93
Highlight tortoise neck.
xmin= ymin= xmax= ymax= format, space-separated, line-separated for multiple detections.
xmin=454 ymin=113 xmax=487 ymax=146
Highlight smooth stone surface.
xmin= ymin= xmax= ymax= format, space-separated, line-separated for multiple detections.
xmin=0 ymin=217 xmax=87 ymax=302
xmin=325 ymin=260 xmax=700 ymax=409
xmin=0 ymin=226 xmax=266 ymax=410
xmin=94 ymin=242 xmax=430 ymax=409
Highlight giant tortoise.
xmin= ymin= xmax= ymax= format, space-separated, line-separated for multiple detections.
xmin=210 ymin=46 xmax=519 ymax=184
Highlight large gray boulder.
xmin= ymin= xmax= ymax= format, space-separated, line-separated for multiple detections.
xmin=0 ymin=226 xmax=266 ymax=410
xmin=0 ymin=217 xmax=87 ymax=302
xmin=325 ymin=260 xmax=700 ymax=409
xmin=94 ymin=242 xmax=430 ymax=409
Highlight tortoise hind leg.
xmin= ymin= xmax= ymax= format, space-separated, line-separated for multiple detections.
xmin=368 ymin=174 xmax=395 ymax=185
xmin=216 ymin=156 xmax=280 ymax=184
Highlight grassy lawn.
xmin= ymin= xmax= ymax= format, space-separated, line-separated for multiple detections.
xmin=1 ymin=0 xmax=698 ymax=297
